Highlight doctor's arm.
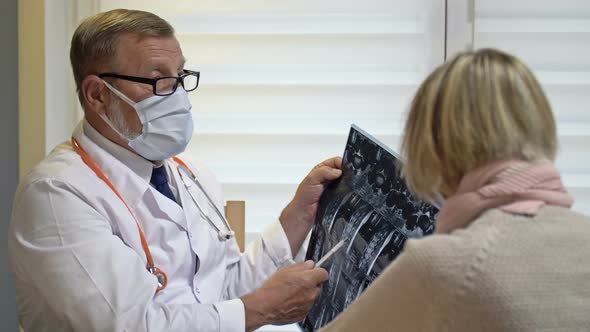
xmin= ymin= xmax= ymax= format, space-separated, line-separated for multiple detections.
xmin=211 ymin=159 xmax=339 ymax=330
xmin=8 ymin=179 xmax=242 ymax=332
xmin=216 ymin=157 xmax=342 ymax=299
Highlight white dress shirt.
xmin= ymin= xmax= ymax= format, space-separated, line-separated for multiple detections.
xmin=8 ymin=120 xmax=305 ymax=332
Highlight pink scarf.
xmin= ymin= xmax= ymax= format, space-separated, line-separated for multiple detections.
xmin=435 ymin=160 xmax=574 ymax=234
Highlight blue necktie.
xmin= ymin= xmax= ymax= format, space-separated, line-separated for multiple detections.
xmin=150 ymin=166 xmax=177 ymax=203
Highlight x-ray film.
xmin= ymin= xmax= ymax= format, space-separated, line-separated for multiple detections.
xmin=299 ymin=125 xmax=438 ymax=331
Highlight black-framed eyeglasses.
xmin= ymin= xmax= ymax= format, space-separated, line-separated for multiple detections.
xmin=98 ymin=70 xmax=200 ymax=96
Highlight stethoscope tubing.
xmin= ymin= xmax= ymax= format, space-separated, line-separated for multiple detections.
xmin=176 ymin=164 xmax=235 ymax=241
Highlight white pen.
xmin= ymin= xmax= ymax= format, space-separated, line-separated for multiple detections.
xmin=315 ymin=240 xmax=346 ymax=268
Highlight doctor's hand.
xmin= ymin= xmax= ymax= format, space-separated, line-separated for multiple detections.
xmin=280 ymin=156 xmax=342 ymax=255
xmin=241 ymin=261 xmax=329 ymax=331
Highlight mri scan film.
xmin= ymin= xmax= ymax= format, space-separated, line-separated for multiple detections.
xmin=300 ymin=125 xmax=438 ymax=331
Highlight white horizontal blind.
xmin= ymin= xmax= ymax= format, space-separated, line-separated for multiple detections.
xmin=97 ymin=0 xmax=446 ymax=245
xmin=471 ymin=0 xmax=590 ymax=215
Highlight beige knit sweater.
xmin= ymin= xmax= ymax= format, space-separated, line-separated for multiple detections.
xmin=319 ymin=206 xmax=590 ymax=332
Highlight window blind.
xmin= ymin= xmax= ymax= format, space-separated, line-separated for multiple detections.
xmin=471 ymin=0 xmax=590 ymax=215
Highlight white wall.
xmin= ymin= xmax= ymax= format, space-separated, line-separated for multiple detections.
xmin=45 ymin=0 xmax=89 ymax=154
xmin=44 ymin=0 xmax=80 ymax=153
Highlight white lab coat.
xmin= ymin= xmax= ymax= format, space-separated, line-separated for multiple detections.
xmin=8 ymin=120 xmax=305 ymax=332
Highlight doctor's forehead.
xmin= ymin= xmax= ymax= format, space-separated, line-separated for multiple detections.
xmin=115 ymin=35 xmax=186 ymax=74
xmin=142 ymin=56 xmax=187 ymax=74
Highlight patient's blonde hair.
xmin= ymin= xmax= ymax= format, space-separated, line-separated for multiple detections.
xmin=401 ymin=48 xmax=557 ymax=202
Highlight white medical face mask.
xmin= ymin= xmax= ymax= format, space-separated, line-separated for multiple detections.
xmin=102 ymin=80 xmax=194 ymax=161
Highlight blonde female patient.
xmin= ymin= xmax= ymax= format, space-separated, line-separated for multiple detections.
xmin=320 ymin=49 xmax=590 ymax=331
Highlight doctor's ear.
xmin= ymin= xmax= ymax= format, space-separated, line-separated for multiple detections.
xmin=81 ymin=75 xmax=110 ymax=115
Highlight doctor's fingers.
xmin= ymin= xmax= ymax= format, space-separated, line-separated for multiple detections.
xmin=283 ymin=260 xmax=315 ymax=272
xmin=308 ymin=164 xmax=342 ymax=185
xmin=301 ymin=267 xmax=329 ymax=286
xmin=312 ymin=157 xmax=342 ymax=172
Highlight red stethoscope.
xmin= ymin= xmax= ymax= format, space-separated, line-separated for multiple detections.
xmin=72 ymin=138 xmax=220 ymax=293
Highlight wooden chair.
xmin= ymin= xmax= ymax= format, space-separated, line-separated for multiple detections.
xmin=224 ymin=200 xmax=246 ymax=252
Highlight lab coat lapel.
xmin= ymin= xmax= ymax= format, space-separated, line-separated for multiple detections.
xmin=73 ymin=123 xmax=150 ymax=209
xmin=72 ymin=123 xmax=148 ymax=261
xmin=72 ymin=122 xmax=189 ymax=253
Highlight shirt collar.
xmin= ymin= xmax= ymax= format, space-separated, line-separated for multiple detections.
xmin=82 ymin=119 xmax=154 ymax=183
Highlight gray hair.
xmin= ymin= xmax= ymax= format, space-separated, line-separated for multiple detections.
xmin=70 ymin=9 xmax=175 ymax=104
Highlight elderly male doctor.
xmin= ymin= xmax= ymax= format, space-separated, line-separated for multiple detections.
xmin=9 ymin=9 xmax=342 ymax=332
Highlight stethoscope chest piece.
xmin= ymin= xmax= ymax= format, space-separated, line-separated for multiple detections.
xmin=152 ymin=266 xmax=168 ymax=292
